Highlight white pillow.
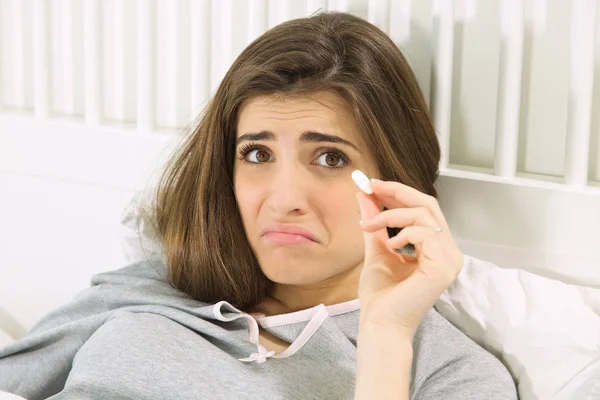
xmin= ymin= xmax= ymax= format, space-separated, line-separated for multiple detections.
xmin=120 ymin=192 xmax=600 ymax=399
xmin=119 ymin=187 xmax=164 ymax=264
xmin=0 ymin=391 xmax=28 ymax=400
xmin=435 ymin=255 xmax=600 ymax=400
xmin=0 ymin=305 xmax=25 ymax=350
xmin=0 ymin=330 xmax=14 ymax=351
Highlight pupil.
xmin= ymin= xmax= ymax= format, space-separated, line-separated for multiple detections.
xmin=326 ymin=154 xmax=339 ymax=166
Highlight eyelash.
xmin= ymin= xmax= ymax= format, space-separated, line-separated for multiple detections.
xmin=236 ymin=142 xmax=352 ymax=168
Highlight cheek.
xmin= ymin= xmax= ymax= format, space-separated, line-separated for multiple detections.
xmin=234 ymin=177 xmax=263 ymax=221
xmin=323 ymin=199 xmax=365 ymax=260
xmin=323 ymin=193 xmax=362 ymax=235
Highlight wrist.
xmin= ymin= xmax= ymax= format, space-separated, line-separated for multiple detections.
xmin=355 ymin=322 xmax=413 ymax=400
xmin=358 ymin=322 xmax=414 ymax=355
xmin=359 ymin=318 xmax=416 ymax=343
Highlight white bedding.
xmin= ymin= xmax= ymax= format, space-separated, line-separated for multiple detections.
xmin=0 ymin=306 xmax=25 ymax=350
xmin=0 ymin=331 xmax=13 ymax=351
xmin=0 ymin=392 xmax=27 ymax=400
xmin=435 ymin=255 xmax=600 ymax=399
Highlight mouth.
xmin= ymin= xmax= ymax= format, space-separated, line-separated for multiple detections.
xmin=262 ymin=231 xmax=318 ymax=245
xmin=261 ymin=224 xmax=319 ymax=245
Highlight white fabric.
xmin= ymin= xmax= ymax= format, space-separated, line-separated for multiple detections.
xmin=0 ymin=391 xmax=27 ymax=400
xmin=119 ymin=187 xmax=163 ymax=264
xmin=0 ymin=331 xmax=13 ymax=352
xmin=212 ymin=300 xmax=343 ymax=364
xmin=435 ymin=255 xmax=600 ymax=400
xmin=0 ymin=306 xmax=24 ymax=351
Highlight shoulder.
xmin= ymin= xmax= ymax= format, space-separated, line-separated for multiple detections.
xmin=72 ymin=311 xmax=210 ymax=377
xmin=90 ymin=257 xmax=169 ymax=287
xmin=410 ymin=308 xmax=518 ymax=400
xmin=62 ymin=312 xmax=213 ymax=397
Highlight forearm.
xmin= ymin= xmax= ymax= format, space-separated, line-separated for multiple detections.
xmin=354 ymin=323 xmax=413 ymax=400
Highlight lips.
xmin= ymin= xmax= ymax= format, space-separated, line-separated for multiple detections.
xmin=262 ymin=224 xmax=319 ymax=243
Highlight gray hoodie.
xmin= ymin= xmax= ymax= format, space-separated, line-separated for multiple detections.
xmin=0 ymin=258 xmax=517 ymax=399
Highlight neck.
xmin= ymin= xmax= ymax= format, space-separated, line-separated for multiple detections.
xmin=261 ymin=262 xmax=363 ymax=316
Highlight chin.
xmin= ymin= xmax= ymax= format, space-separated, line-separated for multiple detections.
xmin=259 ymin=259 xmax=332 ymax=286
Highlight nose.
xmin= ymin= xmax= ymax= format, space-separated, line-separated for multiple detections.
xmin=266 ymin=163 xmax=310 ymax=216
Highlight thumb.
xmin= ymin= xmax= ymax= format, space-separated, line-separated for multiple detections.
xmin=356 ymin=192 xmax=389 ymax=262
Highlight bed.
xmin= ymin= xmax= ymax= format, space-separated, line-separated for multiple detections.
xmin=1 ymin=1 xmax=599 ymax=399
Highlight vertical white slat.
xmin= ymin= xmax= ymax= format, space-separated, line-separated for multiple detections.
xmin=191 ymin=0 xmax=211 ymax=119
xmin=368 ymin=0 xmax=390 ymax=32
xmin=565 ymin=0 xmax=598 ymax=185
xmin=155 ymin=0 xmax=168 ymax=129
xmin=165 ymin=0 xmax=179 ymax=127
xmin=175 ymin=1 xmax=191 ymax=128
xmin=248 ymin=0 xmax=267 ymax=44
xmin=306 ymin=0 xmax=326 ymax=15
xmin=454 ymin=0 xmax=476 ymax=22
xmin=268 ymin=0 xmax=291 ymax=29
xmin=71 ymin=1 xmax=85 ymax=117
xmin=0 ymin=2 xmax=3 ymax=108
xmin=210 ymin=0 xmax=233 ymax=94
xmin=388 ymin=0 xmax=411 ymax=44
xmin=0 ymin=2 xmax=5 ymax=108
xmin=33 ymin=0 xmax=50 ymax=118
xmin=103 ymin=0 xmax=127 ymax=123
xmin=327 ymin=0 xmax=349 ymax=12
xmin=101 ymin=1 xmax=113 ymax=122
xmin=112 ymin=0 xmax=125 ymax=122
xmin=137 ymin=0 xmax=154 ymax=132
xmin=59 ymin=0 xmax=75 ymax=115
xmin=50 ymin=1 xmax=62 ymax=113
xmin=83 ymin=0 xmax=101 ymax=125
xmin=524 ymin=0 xmax=547 ymax=36
xmin=10 ymin=0 xmax=25 ymax=108
xmin=122 ymin=1 xmax=137 ymax=123
xmin=494 ymin=0 xmax=524 ymax=178
xmin=430 ymin=0 xmax=454 ymax=170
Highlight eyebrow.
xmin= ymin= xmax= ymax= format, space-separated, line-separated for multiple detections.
xmin=236 ymin=130 xmax=359 ymax=151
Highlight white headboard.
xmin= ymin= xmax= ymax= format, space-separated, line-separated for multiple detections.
xmin=1 ymin=0 xmax=599 ymax=335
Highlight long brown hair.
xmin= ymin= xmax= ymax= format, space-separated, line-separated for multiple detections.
xmin=150 ymin=11 xmax=440 ymax=310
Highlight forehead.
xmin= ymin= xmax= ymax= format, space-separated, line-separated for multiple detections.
xmin=236 ymin=91 xmax=360 ymax=141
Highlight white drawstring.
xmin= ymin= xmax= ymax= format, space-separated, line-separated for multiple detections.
xmin=239 ymin=349 xmax=276 ymax=364
xmin=212 ymin=301 xmax=278 ymax=364
xmin=212 ymin=300 xmax=345 ymax=364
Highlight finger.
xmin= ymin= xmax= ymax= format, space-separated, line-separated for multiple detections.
xmin=360 ymin=207 xmax=440 ymax=233
xmin=386 ymin=225 xmax=443 ymax=252
xmin=370 ymin=179 xmax=449 ymax=231
xmin=387 ymin=226 xmax=459 ymax=282
xmin=355 ymin=192 xmax=390 ymax=261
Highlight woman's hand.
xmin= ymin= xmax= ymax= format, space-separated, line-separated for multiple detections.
xmin=356 ymin=178 xmax=464 ymax=338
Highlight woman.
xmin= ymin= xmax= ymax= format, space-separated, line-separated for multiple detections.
xmin=0 ymin=11 xmax=517 ymax=399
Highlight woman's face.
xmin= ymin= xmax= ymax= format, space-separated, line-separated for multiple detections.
xmin=233 ymin=91 xmax=379 ymax=287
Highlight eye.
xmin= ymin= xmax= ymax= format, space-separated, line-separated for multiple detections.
xmin=315 ymin=151 xmax=350 ymax=168
xmin=247 ymin=149 xmax=271 ymax=163
xmin=237 ymin=143 xmax=273 ymax=164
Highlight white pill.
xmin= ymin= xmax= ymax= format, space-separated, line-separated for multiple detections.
xmin=351 ymin=170 xmax=373 ymax=194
